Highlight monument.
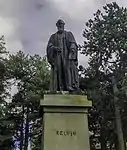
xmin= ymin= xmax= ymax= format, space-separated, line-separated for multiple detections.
xmin=47 ymin=19 xmax=79 ymax=92
xmin=40 ymin=19 xmax=92 ymax=150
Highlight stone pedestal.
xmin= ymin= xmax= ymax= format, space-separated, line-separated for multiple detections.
xmin=40 ymin=94 xmax=92 ymax=150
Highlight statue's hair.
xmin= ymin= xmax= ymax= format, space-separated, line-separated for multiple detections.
xmin=56 ymin=19 xmax=65 ymax=27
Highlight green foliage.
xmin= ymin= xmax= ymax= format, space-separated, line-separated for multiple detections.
xmin=81 ymin=2 xmax=127 ymax=149
xmin=5 ymin=51 xmax=50 ymax=149
xmin=82 ymin=2 xmax=127 ymax=76
xmin=0 ymin=36 xmax=6 ymax=98
xmin=0 ymin=36 xmax=13 ymax=149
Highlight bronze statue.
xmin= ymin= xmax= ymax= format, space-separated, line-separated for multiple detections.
xmin=47 ymin=19 xmax=79 ymax=92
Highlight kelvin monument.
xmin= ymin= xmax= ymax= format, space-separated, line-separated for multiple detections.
xmin=40 ymin=19 xmax=92 ymax=150
xmin=47 ymin=19 xmax=79 ymax=92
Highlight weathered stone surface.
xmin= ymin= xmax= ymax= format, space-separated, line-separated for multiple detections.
xmin=40 ymin=94 xmax=92 ymax=108
xmin=41 ymin=94 xmax=92 ymax=150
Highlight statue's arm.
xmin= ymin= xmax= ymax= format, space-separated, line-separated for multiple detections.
xmin=68 ymin=32 xmax=78 ymax=48
xmin=68 ymin=32 xmax=78 ymax=60
xmin=47 ymin=35 xmax=55 ymax=65
xmin=47 ymin=35 xmax=54 ymax=50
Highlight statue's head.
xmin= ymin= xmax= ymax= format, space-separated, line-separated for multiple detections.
xmin=56 ymin=19 xmax=65 ymax=33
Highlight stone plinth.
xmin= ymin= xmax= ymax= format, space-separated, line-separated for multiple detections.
xmin=40 ymin=94 xmax=92 ymax=150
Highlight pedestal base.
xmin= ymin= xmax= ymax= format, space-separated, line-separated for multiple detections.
xmin=40 ymin=94 xmax=92 ymax=150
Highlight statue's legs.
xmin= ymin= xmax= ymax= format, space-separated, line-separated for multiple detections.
xmin=50 ymin=66 xmax=57 ymax=92
xmin=73 ymin=62 xmax=79 ymax=89
xmin=66 ymin=61 xmax=74 ymax=91
xmin=67 ymin=61 xmax=79 ymax=91
xmin=57 ymin=54 xmax=65 ymax=91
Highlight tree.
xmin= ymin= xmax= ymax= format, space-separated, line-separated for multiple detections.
xmin=79 ymin=65 xmax=116 ymax=150
xmin=0 ymin=36 xmax=14 ymax=150
xmin=0 ymin=36 xmax=6 ymax=100
xmin=6 ymin=51 xmax=50 ymax=150
xmin=81 ymin=2 xmax=127 ymax=150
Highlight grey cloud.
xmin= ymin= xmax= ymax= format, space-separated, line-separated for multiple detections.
xmin=0 ymin=0 xmax=126 ymax=66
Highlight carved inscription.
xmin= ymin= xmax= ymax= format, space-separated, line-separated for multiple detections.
xmin=56 ymin=130 xmax=76 ymax=136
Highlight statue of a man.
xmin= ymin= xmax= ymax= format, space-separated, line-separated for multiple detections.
xmin=47 ymin=19 xmax=79 ymax=92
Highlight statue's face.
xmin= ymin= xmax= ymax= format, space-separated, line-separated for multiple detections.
xmin=57 ymin=24 xmax=64 ymax=33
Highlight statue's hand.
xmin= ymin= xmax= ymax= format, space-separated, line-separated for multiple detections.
xmin=69 ymin=49 xmax=75 ymax=60
xmin=75 ymin=60 xmax=78 ymax=66
xmin=55 ymin=47 xmax=62 ymax=53
xmin=57 ymin=48 xmax=62 ymax=53
xmin=53 ymin=46 xmax=61 ymax=52
xmin=71 ymin=48 xmax=75 ymax=54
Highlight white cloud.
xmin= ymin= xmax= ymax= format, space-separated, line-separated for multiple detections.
xmin=0 ymin=18 xmax=14 ymax=36
xmin=0 ymin=17 xmax=21 ymax=53
xmin=50 ymin=0 xmax=106 ymax=20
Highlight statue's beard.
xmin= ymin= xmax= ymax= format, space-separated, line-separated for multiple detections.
xmin=58 ymin=30 xmax=64 ymax=34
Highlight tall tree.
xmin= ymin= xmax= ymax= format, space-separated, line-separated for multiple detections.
xmin=81 ymin=2 xmax=127 ymax=150
xmin=6 ymin=51 xmax=50 ymax=150
xmin=0 ymin=36 xmax=14 ymax=150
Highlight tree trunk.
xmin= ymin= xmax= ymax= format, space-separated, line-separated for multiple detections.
xmin=113 ymin=79 xmax=125 ymax=150
xmin=20 ymin=105 xmax=25 ymax=150
xmin=24 ymin=106 xmax=29 ymax=150
xmin=100 ymin=126 xmax=107 ymax=150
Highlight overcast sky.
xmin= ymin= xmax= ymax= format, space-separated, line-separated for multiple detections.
xmin=0 ymin=0 xmax=127 ymax=66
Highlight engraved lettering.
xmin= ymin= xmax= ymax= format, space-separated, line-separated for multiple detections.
xmin=64 ymin=131 xmax=67 ymax=136
xmin=60 ymin=131 xmax=63 ymax=135
xmin=70 ymin=131 xmax=72 ymax=136
xmin=56 ymin=131 xmax=59 ymax=135
xmin=56 ymin=130 xmax=76 ymax=136
xmin=73 ymin=131 xmax=76 ymax=136
xmin=66 ymin=131 xmax=69 ymax=136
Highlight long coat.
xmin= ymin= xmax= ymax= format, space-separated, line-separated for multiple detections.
xmin=47 ymin=31 xmax=78 ymax=91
